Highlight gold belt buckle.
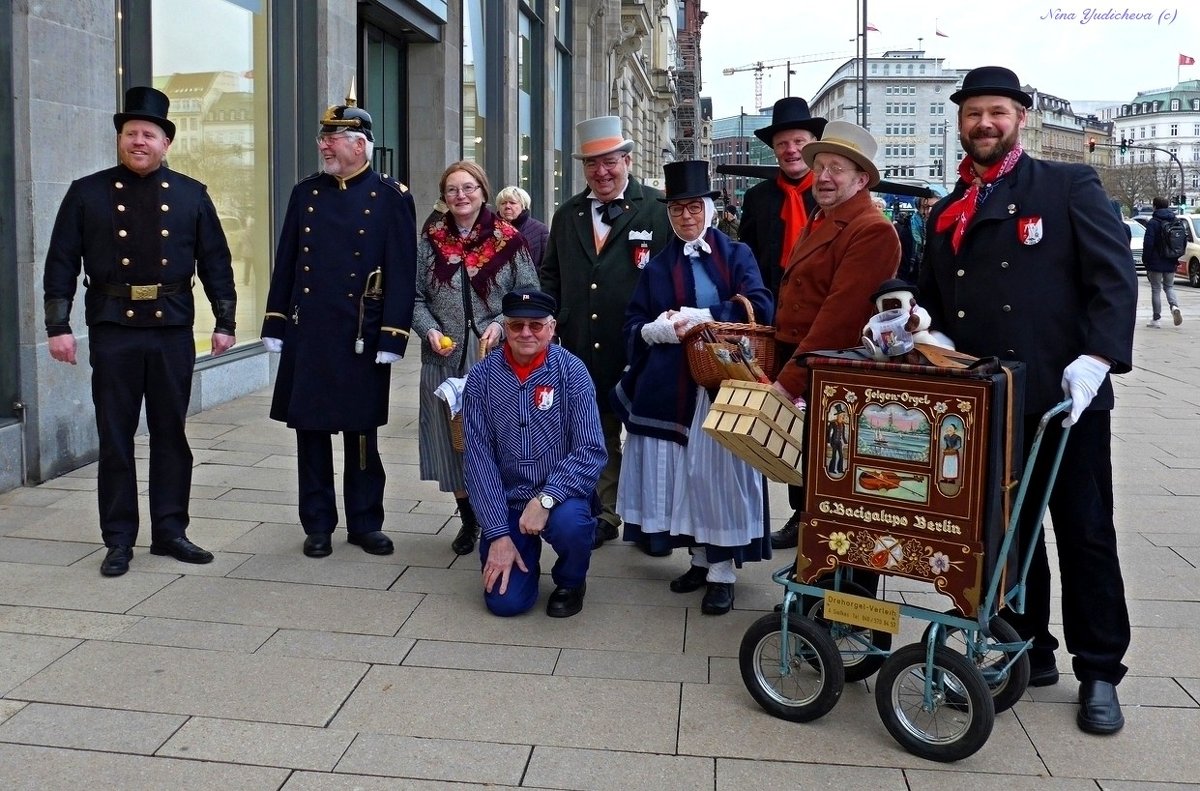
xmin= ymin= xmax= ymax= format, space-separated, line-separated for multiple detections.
xmin=130 ymin=284 xmax=159 ymax=300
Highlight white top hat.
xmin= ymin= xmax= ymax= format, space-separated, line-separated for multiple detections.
xmin=572 ymin=116 xmax=635 ymax=160
xmin=801 ymin=121 xmax=881 ymax=188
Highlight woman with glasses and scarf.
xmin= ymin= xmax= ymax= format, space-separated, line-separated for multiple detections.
xmin=612 ymin=160 xmax=774 ymax=615
xmin=412 ymin=161 xmax=540 ymax=556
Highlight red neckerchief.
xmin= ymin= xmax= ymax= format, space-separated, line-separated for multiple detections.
xmin=504 ymin=344 xmax=548 ymax=384
xmin=935 ymin=146 xmax=1023 ymax=253
xmin=776 ymin=171 xmax=814 ymax=269
xmin=425 ymin=205 xmax=524 ymax=301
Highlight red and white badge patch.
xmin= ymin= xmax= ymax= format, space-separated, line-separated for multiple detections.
xmin=1017 ymin=216 xmax=1043 ymax=246
xmin=534 ymin=385 xmax=555 ymax=410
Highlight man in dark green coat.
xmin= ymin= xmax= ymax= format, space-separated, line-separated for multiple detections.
xmin=539 ymin=116 xmax=672 ymax=549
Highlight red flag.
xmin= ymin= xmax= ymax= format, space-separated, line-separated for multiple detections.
xmin=866 ymin=23 xmax=880 ymax=32
xmin=1181 ymin=54 xmax=1196 ymax=66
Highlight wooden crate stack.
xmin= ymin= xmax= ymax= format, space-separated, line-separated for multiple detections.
xmin=702 ymin=381 xmax=805 ymax=486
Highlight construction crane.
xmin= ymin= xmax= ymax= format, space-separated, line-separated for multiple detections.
xmin=723 ymin=49 xmax=883 ymax=109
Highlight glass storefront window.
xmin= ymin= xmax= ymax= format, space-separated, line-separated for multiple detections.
xmin=463 ymin=0 xmax=486 ymax=165
xmin=150 ymin=0 xmax=271 ymax=354
xmin=517 ymin=12 xmax=532 ymax=192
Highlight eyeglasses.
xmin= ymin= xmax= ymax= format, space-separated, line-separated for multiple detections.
xmin=315 ymin=133 xmax=353 ymax=145
xmin=505 ymin=319 xmax=550 ymax=334
xmin=667 ymin=202 xmax=705 ymax=217
xmin=444 ymin=184 xmax=480 ymax=198
xmin=583 ymin=156 xmax=626 ymax=172
xmin=812 ymin=163 xmax=861 ymax=178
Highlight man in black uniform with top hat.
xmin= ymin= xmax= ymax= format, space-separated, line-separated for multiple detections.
xmin=261 ymin=88 xmax=417 ymax=559
xmin=43 ymin=86 xmax=238 ymax=577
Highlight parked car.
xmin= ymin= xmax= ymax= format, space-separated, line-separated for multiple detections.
xmin=1171 ymin=214 xmax=1200 ymax=287
xmin=1124 ymin=219 xmax=1145 ymax=272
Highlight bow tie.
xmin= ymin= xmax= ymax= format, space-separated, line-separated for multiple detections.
xmin=595 ymin=199 xmax=628 ymax=225
xmin=683 ymin=238 xmax=712 ymax=257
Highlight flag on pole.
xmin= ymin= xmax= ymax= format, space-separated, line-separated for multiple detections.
xmin=866 ymin=23 xmax=880 ymax=32
xmin=935 ymin=18 xmax=949 ymax=37
xmin=1181 ymin=54 xmax=1196 ymax=66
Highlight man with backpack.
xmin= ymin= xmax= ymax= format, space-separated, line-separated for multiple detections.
xmin=1143 ymin=196 xmax=1187 ymax=328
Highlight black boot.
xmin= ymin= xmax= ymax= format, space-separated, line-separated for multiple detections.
xmin=451 ymin=497 xmax=478 ymax=555
xmin=770 ymin=510 xmax=803 ymax=550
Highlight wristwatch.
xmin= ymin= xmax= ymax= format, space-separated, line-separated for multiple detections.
xmin=537 ymin=493 xmax=556 ymax=510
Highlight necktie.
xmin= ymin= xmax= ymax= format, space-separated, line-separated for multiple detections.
xmin=596 ymin=200 xmax=628 ymax=225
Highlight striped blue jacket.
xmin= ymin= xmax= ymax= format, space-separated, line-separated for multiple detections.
xmin=463 ymin=344 xmax=606 ymax=540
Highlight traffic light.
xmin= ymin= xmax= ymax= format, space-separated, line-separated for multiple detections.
xmin=1088 ymin=138 xmax=1096 ymax=153
xmin=1119 ymin=136 xmax=1128 ymax=154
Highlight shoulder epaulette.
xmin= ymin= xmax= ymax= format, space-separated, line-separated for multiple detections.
xmin=378 ymin=173 xmax=409 ymax=194
xmin=298 ymin=171 xmax=324 ymax=184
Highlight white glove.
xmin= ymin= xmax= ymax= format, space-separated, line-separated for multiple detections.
xmin=641 ymin=313 xmax=681 ymax=344
xmin=1061 ymin=354 xmax=1110 ymax=427
xmin=375 ymin=351 xmax=401 ymax=364
xmin=262 ymin=337 xmax=283 ymax=353
xmin=675 ymin=306 xmax=713 ymax=334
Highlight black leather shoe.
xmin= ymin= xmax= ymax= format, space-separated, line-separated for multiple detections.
xmin=670 ymin=565 xmax=708 ymax=593
xmin=348 ymin=531 xmax=394 ymax=555
xmin=1078 ymin=680 xmax=1124 ymax=734
xmin=450 ymin=522 xmax=477 ymax=556
xmin=1028 ymin=659 xmax=1060 ymax=687
xmin=546 ymin=583 xmax=586 ymax=618
xmin=149 ymin=536 xmax=214 ymax=564
xmin=770 ymin=511 xmax=802 ymax=550
xmin=592 ymin=522 xmax=619 ymax=550
xmin=701 ymin=582 xmax=735 ymax=615
xmin=636 ymin=535 xmax=673 ymax=557
xmin=303 ymin=534 xmax=332 ymax=558
xmin=100 ymin=545 xmax=133 ymax=577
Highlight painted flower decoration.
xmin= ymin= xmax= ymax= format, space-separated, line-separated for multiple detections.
xmin=934 ymin=401 xmax=948 ymax=415
xmin=957 ymin=400 xmax=972 ymax=413
xmin=928 ymin=551 xmax=951 ymax=575
xmin=844 ymin=390 xmax=857 ymax=404
xmin=827 ymin=532 xmax=851 ymax=555
xmin=823 ymin=385 xmax=836 ymax=398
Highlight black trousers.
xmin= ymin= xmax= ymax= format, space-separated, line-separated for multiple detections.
xmin=296 ymin=428 xmax=385 ymax=535
xmin=88 ymin=324 xmax=195 ymax=547
xmin=1002 ymin=409 xmax=1129 ymax=685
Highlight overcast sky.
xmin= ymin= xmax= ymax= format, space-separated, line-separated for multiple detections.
xmin=699 ymin=0 xmax=1198 ymax=119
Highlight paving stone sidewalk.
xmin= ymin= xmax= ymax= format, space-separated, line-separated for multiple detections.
xmin=2 ymin=287 xmax=1199 ymax=790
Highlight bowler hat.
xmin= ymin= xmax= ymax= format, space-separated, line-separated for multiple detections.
xmin=503 ymin=289 xmax=557 ymax=319
xmin=801 ymin=120 xmax=881 ymax=188
xmin=869 ymin=278 xmax=920 ymax=305
xmin=572 ymin=116 xmax=635 ymax=160
xmin=113 ymin=86 xmax=176 ymax=140
xmin=950 ymin=66 xmax=1033 ymax=108
xmin=657 ymin=160 xmax=720 ymax=203
xmin=754 ymin=97 xmax=828 ymax=145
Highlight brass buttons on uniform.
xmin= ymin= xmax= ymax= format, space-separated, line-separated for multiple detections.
xmin=591 ymin=313 xmax=598 ymax=320
xmin=115 ymin=181 xmax=124 ymax=189
xmin=161 ymin=204 xmax=169 ymax=212
xmin=117 ymin=205 xmax=126 ymax=212
xmin=161 ymin=181 xmax=169 ymax=188
xmin=303 ymin=266 xmax=310 ymax=272
xmin=154 ymin=310 xmax=163 ymax=318
xmin=957 ymin=310 xmax=966 ymax=318
xmin=350 ymin=272 xmax=357 ymax=278
xmin=1000 ymin=261 xmax=1009 ymax=268
xmin=307 ymin=206 xmax=314 ymax=213
xmin=593 ymin=342 xmax=601 ymax=349
xmin=125 ymin=310 xmax=134 ymax=318
xmin=161 ymin=258 xmax=168 ymax=266
xmin=312 ymin=189 xmax=319 ymax=195
xmin=117 ymin=230 xmax=127 ymax=237
xmin=303 ymin=287 xmax=310 ymax=293
xmin=121 ymin=257 xmax=130 ymax=266
xmin=161 ymin=229 xmax=169 ymax=237
xmin=304 ymin=227 xmax=311 ymax=233
xmin=1002 ymin=305 xmax=1012 ymax=312
xmin=302 ymin=246 xmax=309 ymax=253
xmin=358 ymin=229 xmax=365 ymax=235
xmin=370 ymin=191 xmax=377 ymax=197
xmin=590 ymin=283 xmax=598 ymax=290
xmin=364 ymin=209 xmax=371 ymax=215
xmin=956 ymin=269 xmax=965 ymax=277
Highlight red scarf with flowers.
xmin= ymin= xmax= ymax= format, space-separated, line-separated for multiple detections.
xmin=426 ymin=205 xmax=525 ymax=301
xmin=935 ymin=145 xmax=1024 ymax=253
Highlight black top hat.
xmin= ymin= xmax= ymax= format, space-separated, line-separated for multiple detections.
xmin=320 ymin=104 xmax=374 ymax=142
xmin=503 ymin=289 xmax=557 ymax=318
xmin=657 ymin=160 xmax=720 ymax=203
xmin=950 ymin=66 xmax=1033 ymax=108
xmin=754 ymin=97 xmax=828 ymax=145
xmin=113 ymin=87 xmax=176 ymax=140
xmin=870 ymin=278 xmax=920 ymax=304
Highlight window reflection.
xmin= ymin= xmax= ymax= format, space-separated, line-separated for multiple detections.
xmin=151 ymin=0 xmax=271 ymax=354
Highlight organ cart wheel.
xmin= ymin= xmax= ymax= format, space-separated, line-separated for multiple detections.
xmin=922 ymin=612 xmax=1030 ymax=713
xmin=801 ymin=577 xmax=891 ymax=682
xmin=740 ymin=613 xmax=844 ymax=722
xmin=875 ymin=643 xmax=995 ymax=762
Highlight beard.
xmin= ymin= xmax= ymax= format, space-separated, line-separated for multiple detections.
xmin=961 ymin=126 xmax=1020 ymax=167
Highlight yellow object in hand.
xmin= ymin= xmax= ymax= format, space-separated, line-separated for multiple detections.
xmin=439 ymin=336 xmax=455 ymax=349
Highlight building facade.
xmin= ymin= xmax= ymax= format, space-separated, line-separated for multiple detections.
xmin=1112 ymin=80 xmax=1200 ymax=208
xmin=0 ymin=0 xmax=691 ymax=493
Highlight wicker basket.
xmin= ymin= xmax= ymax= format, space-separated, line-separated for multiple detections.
xmin=448 ymin=404 xmax=465 ymax=453
xmin=683 ymin=294 xmax=777 ymax=388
